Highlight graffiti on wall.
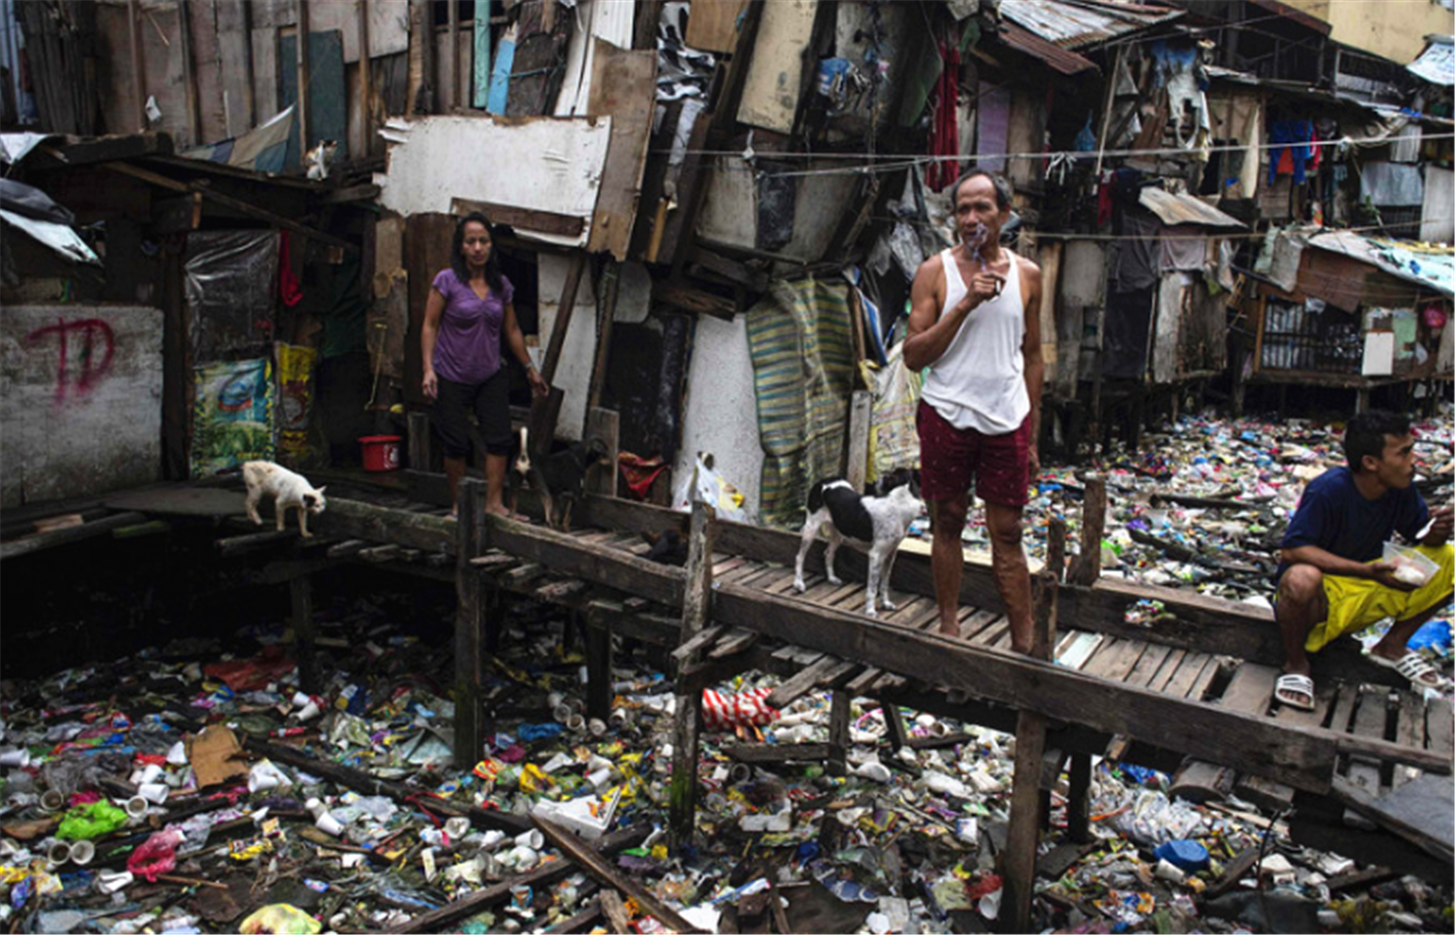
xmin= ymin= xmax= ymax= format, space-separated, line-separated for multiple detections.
xmin=24 ymin=317 xmax=116 ymax=404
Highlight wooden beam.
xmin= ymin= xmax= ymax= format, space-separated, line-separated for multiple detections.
xmin=291 ymin=575 xmax=320 ymax=693
xmin=244 ymin=734 xmax=528 ymax=834
xmin=669 ymin=501 xmax=717 ymax=851
xmin=587 ymin=263 xmax=619 ymax=415
xmin=312 ymin=498 xmax=455 ymax=554
xmin=214 ymin=529 xmax=296 ymax=557
xmin=1004 ymin=571 xmax=1057 ymax=932
xmin=446 ymin=0 xmax=459 ymax=111
xmin=540 ymin=252 xmax=588 ymax=385
xmin=358 ymin=0 xmax=374 ymax=158
xmin=385 ymin=824 xmax=650 ymax=934
xmin=533 ymin=817 xmax=706 ymax=934
xmin=846 ymin=390 xmax=872 ymax=491
xmin=128 ymin=0 xmax=147 ymax=132
xmin=296 ymin=0 xmax=311 ymax=153
xmin=599 ymin=890 xmax=632 ymax=934
xmin=455 ymin=479 xmax=487 ymax=767
xmin=1 ymin=512 xmax=148 ymax=561
xmin=652 ymin=280 xmax=736 ymax=320
xmin=99 ymin=162 xmax=358 ymax=253
xmin=176 ymin=0 xmax=200 ymax=146
xmin=451 ymin=196 xmax=585 ymax=236
xmin=584 ymin=408 xmax=619 ymax=497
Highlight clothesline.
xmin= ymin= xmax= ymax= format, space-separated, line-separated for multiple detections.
xmin=649 ymin=132 xmax=1454 ymax=180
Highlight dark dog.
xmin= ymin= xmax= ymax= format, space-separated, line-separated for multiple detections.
xmin=538 ymin=437 xmax=611 ymax=530
xmin=866 ymin=467 xmax=920 ymax=500
xmin=642 ymin=528 xmax=689 ymax=566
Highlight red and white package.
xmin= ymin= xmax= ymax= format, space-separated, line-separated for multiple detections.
xmin=701 ymin=687 xmax=780 ymax=730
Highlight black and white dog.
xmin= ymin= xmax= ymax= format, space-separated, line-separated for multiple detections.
xmin=793 ymin=470 xmax=922 ymax=617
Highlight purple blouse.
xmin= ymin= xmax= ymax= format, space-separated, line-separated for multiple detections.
xmin=431 ymin=269 xmax=514 ymax=384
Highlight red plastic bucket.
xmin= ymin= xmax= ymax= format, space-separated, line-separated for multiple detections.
xmin=359 ymin=435 xmax=402 ymax=472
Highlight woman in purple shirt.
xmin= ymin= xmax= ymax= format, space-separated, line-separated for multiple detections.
xmin=422 ymin=213 xmax=547 ymax=519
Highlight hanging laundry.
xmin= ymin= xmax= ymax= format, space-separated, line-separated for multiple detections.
xmin=1268 ymin=119 xmax=1315 ymax=185
xmin=927 ymin=39 xmax=961 ymax=191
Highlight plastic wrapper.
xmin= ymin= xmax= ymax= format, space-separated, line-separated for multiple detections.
xmin=238 ymin=904 xmax=321 ymax=935
xmin=674 ymin=453 xmax=749 ymax=524
xmin=127 ymin=829 xmax=184 ymax=882
xmin=184 ymin=231 xmax=279 ymax=359
xmin=55 ymin=801 xmax=128 ymax=841
xmin=701 ymin=688 xmax=779 ymax=730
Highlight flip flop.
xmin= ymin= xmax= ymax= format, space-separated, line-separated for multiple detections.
xmin=1274 ymin=673 xmax=1315 ymax=711
xmin=1367 ymin=651 xmax=1449 ymax=691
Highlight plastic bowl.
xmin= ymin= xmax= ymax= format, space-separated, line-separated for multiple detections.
xmin=1382 ymin=541 xmax=1438 ymax=587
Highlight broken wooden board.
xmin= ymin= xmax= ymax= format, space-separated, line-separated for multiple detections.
xmin=585 ymin=39 xmax=656 ymax=261
xmin=734 ymin=0 xmax=816 ymax=133
xmin=1332 ymin=772 xmax=1454 ymax=864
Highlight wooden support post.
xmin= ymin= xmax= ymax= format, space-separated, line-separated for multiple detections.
xmin=1003 ymin=570 xmax=1058 ymax=933
xmin=540 ymin=252 xmax=588 ymax=386
xmin=128 ymin=0 xmax=147 ymax=132
xmin=454 ymin=479 xmax=487 ymax=767
xmin=587 ymin=262 xmax=620 ymax=415
xmin=880 ymin=701 xmax=912 ymax=751
xmin=176 ymin=0 xmax=201 ymax=146
xmin=846 ymin=389 xmax=872 ymax=491
xmin=1070 ymin=475 xmax=1106 ymax=587
xmin=669 ymin=500 xmax=717 ymax=852
xmin=585 ymin=407 xmax=619 ymax=498
xmin=296 ymin=0 xmax=311 ymax=154
xmin=446 ymin=0 xmax=459 ymax=111
xmin=359 ymin=0 xmax=373 ymax=159
xmin=1092 ymin=46 xmax=1125 ymax=179
xmin=1067 ymin=751 xmax=1092 ymax=844
xmin=1045 ymin=515 xmax=1067 ymax=583
xmin=827 ymin=688 xmax=851 ymax=777
xmin=408 ymin=410 xmax=431 ymax=473
xmin=586 ymin=608 xmax=613 ymax=721
xmin=291 ymin=574 xmax=319 ymax=693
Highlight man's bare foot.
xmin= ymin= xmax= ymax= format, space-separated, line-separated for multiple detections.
xmin=484 ymin=506 xmax=530 ymax=523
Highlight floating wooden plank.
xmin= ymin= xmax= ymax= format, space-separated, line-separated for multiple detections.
xmin=766 ymin=655 xmax=857 ymax=709
xmin=533 ymin=816 xmax=705 ymax=934
xmin=385 ymin=824 xmax=649 ymax=934
xmin=1 ymin=512 xmax=148 ymax=561
xmin=1332 ymin=773 xmax=1455 ymax=864
xmin=725 ymin=743 xmax=831 ymax=763
xmin=359 ymin=544 xmax=401 ymax=563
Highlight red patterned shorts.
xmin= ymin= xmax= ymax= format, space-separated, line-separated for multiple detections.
xmin=916 ymin=400 xmax=1031 ymax=507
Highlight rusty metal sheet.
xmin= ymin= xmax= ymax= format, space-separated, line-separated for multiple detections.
xmin=1138 ymin=187 xmax=1245 ymax=229
xmin=999 ymin=0 xmax=1182 ymax=50
xmin=999 ymin=22 xmax=1099 ymax=75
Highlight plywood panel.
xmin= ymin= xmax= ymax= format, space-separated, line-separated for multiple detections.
xmin=1 ymin=305 xmax=164 ymax=507
xmin=586 ymin=40 xmax=657 ymax=260
xmin=306 ymin=0 xmax=411 ymax=62
xmin=252 ymin=26 xmax=281 ymax=122
xmin=686 ymin=0 xmax=749 ymax=53
xmin=377 ymin=114 xmax=611 ymax=250
xmin=536 ymin=252 xmax=599 ymax=443
xmin=554 ymin=0 xmax=635 ymax=117
xmin=736 ymin=0 xmax=816 ymax=133
xmin=1152 ymin=274 xmax=1182 ymax=385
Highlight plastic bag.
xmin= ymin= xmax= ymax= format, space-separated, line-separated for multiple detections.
xmin=127 ymin=829 xmax=184 ymax=882
xmin=238 ymin=904 xmax=321 ymax=935
xmin=673 ymin=453 xmax=749 ymax=523
xmin=702 ymin=688 xmax=779 ymax=730
xmin=863 ymin=341 xmax=922 ymax=484
xmin=56 ymin=802 xmax=129 ymax=841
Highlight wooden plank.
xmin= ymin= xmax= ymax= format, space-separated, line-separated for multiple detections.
xmin=1162 ymin=652 xmax=1212 ymax=699
xmin=735 ymin=0 xmax=816 ymax=133
xmin=1 ymin=512 xmax=148 ymax=561
xmin=585 ymin=42 xmax=656 ymax=260
xmin=708 ymin=628 xmax=759 ymax=661
xmin=313 ymin=497 xmax=455 ymax=554
xmin=766 ymin=655 xmax=855 ymax=709
xmin=1391 ymin=690 xmax=1425 ymax=789
xmin=359 ymin=543 xmax=402 ymax=563
xmin=846 ymin=390 xmax=872 ymax=491
xmin=450 ymin=196 xmax=584 ymax=237
xmin=1332 ymin=773 xmax=1454 ymax=864
xmin=533 ymin=817 xmax=705 ymax=934
xmin=1346 ymin=687 xmax=1391 ymax=798
xmin=725 ymin=743 xmax=830 ymax=764
xmin=1147 ymin=648 xmax=1187 ymax=692
xmin=1081 ymin=639 xmax=1145 ymax=683
xmin=1125 ymin=643 xmax=1172 ymax=687
xmin=827 ymin=687 xmax=851 ymax=776
xmin=385 ymin=824 xmax=649 ymax=934
xmin=599 ymin=890 xmax=632 ymax=935
xmin=684 ymin=0 xmax=748 ymax=52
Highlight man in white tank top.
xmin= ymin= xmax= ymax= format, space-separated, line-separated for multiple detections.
xmin=904 ymin=169 xmax=1044 ymax=652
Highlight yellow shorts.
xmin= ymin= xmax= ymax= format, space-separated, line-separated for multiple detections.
xmin=1305 ymin=543 xmax=1455 ymax=653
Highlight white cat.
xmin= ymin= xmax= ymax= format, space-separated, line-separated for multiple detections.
xmin=242 ymin=461 xmax=327 ymax=537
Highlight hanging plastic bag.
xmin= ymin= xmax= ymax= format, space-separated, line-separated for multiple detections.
xmin=673 ymin=452 xmax=749 ymax=523
xmin=863 ymin=341 xmax=922 ymax=485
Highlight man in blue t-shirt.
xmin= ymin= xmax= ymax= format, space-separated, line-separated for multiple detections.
xmin=1274 ymin=410 xmax=1453 ymax=710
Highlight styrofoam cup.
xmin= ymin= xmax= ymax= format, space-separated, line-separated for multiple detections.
xmin=305 ymin=797 xmax=326 ymax=819
xmin=68 ymin=839 xmax=95 ymax=866
xmin=444 ymin=817 xmax=471 ymax=840
xmin=138 ymin=783 xmax=170 ymax=805
xmin=587 ymin=718 xmax=607 ymax=737
xmin=135 ymin=763 xmax=164 ymax=785
xmin=514 ymin=829 xmax=544 ymax=850
xmin=47 ymin=841 xmax=72 ymax=866
xmin=0 ymin=749 xmax=31 ymax=768
xmin=40 ymin=789 xmax=66 ymax=812
xmin=565 ymin=714 xmax=585 ymax=733
xmin=296 ymin=700 xmax=322 ymax=721
xmin=479 ymin=829 xmax=508 ymax=850
xmin=508 ymin=845 xmax=539 ymax=870
xmin=124 ymin=795 xmax=149 ymax=818
xmin=315 ymin=812 xmax=344 ymax=836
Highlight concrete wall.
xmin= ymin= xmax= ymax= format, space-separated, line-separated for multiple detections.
xmin=1283 ymin=0 xmax=1451 ymax=63
xmin=673 ymin=313 xmax=764 ymax=522
xmin=1 ymin=305 xmax=163 ymax=507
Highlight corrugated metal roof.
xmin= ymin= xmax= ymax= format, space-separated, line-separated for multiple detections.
xmin=998 ymin=0 xmax=1183 ymax=50
xmin=999 ymin=21 xmax=1099 ymax=75
xmin=1138 ymin=188 xmax=1245 ymax=229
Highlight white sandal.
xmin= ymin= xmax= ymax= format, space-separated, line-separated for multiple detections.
xmin=1274 ymin=673 xmax=1315 ymax=711
xmin=1368 ymin=651 xmax=1448 ymax=690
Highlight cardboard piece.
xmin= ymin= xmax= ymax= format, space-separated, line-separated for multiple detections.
xmin=187 ymin=725 xmax=250 ymax=789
